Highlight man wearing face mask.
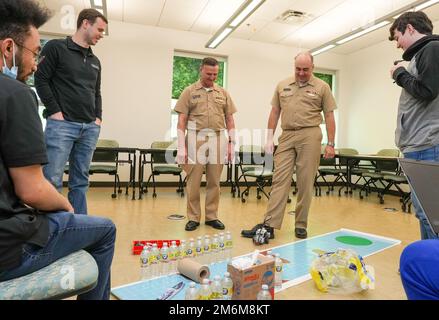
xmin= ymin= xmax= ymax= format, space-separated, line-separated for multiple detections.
xmin=34 ymin=9 xmax=108 ymax=215
xmin=0 ymin=0 xmax=116 ymax=300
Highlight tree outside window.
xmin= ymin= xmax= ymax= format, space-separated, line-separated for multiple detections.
xmin=314 ymin=71 xmax=337 ymax=145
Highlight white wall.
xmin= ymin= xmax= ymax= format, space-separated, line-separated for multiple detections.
xmin=337 ymin=40 xmax=402 ymax=153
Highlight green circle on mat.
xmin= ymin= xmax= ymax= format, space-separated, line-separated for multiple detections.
xmin=336 ymin=236 xmax=373 ymax=246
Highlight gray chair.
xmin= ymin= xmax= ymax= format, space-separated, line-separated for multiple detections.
xmin=235 ymin=145 xmax=264 ymax=197
xmin=0 ymin=250 xmax=98 ymax=300
xmin=359 ymin=149 xmax=400 ymax=203
xmin=316 ymin=156 xmax=344 ymax=196
xmin=89 ymin=139 xmax=121 ymax=199
xmin=237 ymin=145 xmax=274 ymax=203
xmin=142 ymin=141 xmax=184 ymax=198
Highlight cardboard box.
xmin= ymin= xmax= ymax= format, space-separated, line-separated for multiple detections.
xmin=227 ymin=254 xmax=275 ymax=300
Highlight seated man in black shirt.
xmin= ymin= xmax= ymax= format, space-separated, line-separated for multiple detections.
xmin=0 ymin=0 xmax=116 ymax=300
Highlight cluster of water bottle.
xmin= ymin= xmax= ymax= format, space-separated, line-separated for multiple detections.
xmin=256 ymin=250 xmax=283 ymax=300
xmin=185 ymin=272 xmax=234 ymax=300
xmin=140 ymin=231 xmax=233 ymax=280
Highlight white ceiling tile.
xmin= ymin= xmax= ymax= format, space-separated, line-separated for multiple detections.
xmin=232 ymin=0 xmax=299 ymax=41
xmin=232 ymin=17 xmax=270 ymax=40
xmin=38 ymin=0 xmax=439 ymax=55
xmin=43 ymin=0 xmax=87 ymax=12
xmin=331 ymin=27 xmax=390 ymax=55
xmin=106 ymin=0 xmax=124 ymax=21
xmin=158 ymin=0 xmax=209 ymax=30
xmin=247 ymin=0 xmax=299 ymax=20
xmin=190 ymin=0 xmax=244 ymax=35
xmin=278 ymin=0 xmax=418 ymax=49
xmin=123 ymin=0 xmax=165 ymax=26
xmin=251 ymin=21 xmax=300 ymax=43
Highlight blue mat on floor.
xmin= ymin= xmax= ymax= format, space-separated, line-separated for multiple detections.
xmin=111 ymin=228 xmax=400 ymax=300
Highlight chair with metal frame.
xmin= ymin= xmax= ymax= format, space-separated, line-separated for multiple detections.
xmin=234 ymin=145 xmax=264 ymax=197
xmin=237 ymin=145 xmax=274 ymax=203
xmin=315 ymin=156 xmax=343 ymax=196
xmin=380 ymin=170 xmax=412 ymax=212
xmin=89 ymin=139 xmax=121 ymax=199
xmin=359 ymin=149 xmax=400 ymax=203
xmin=141 ymin=141 xmax=184 ymax=198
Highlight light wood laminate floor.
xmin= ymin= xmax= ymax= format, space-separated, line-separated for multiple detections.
xmin=86 ymin=186 xmax=419 ymax=300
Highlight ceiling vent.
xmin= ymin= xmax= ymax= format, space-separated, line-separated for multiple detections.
xmin=276 ymin=10 xmax=313 ymax=25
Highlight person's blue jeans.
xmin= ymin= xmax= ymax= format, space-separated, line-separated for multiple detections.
xmin=403 ymin=144 xmax=439 ymax=240
xmin=0 ymin=212 xmax=116 ymax=300
xmin=43 ymin=119 xmax=100 ymax=215
xmin=400 ymin=239 xmax=439 ymax=300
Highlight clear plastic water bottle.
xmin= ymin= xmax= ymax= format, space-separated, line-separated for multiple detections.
xmin=274 ymin=253 xmax=283 ymax=289
xmin=187 ymin=238 xmax=195 ymax=259
xmin=211 ymin=234 xmax=219 ymax=264
xmin=225 ymin=231 xmax=233 ymax=261
xmin=198 ymin=278 xmax=212 ymax=300
xmin=160 ymin=242 xmax=170 ymax=276
xmin=139 ymin=245 xmax=150 ymax=280
xmin=179 ymin=240 xmax=187 ymax=260
xmin=203 ymin=235 xmax=211 ymax=264
xmin=218 ymin=232 xmax=225 ymax=262
xmin=195 ymin=236 xmax=203 ymax=263
xmin=256 ymin=284 xmax=272 ymax=300
xmin=150 ymin=243 xmax=160 ymax=278
xmin=185 ymin=281 xmax=199 ymax=300
xmin=266 ymin=250 xmax=273 ymax=259
xmin=169 ymin=241 xmax=178 ymax=273
xmin=210 ymin=275 xmax=223 ymax=300
xmin=222 ymin=272 xmax=233 ymax=300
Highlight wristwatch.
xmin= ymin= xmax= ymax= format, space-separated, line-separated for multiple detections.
xmin=327 ymin=142 xmax=335 ymax=147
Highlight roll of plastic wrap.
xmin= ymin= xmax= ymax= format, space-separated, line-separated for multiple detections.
xmin=177 ymin=258 xmax=210 ymax=283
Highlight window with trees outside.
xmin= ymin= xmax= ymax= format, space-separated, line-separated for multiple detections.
xmin=169 ymin=54 xmax=336 ymax=144
xmin=314 ymin=71 xmax=337 ymax=145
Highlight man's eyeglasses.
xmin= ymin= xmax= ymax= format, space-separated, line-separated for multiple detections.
xmin=16 ymin=43 xmax=45 ymax=64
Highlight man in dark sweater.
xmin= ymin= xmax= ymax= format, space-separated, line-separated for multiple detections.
xmin=390 ymin=12 xmax=439 ymax=240
xmin=35 ymin=8 xmax=108 ymax=215
xmin=0 ymin=0 xmax=116 ymax=300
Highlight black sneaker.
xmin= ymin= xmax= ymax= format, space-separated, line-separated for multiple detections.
xmin=241 ymin=224 xmax=275 ymax=239
xmin=295 ymin=228 xmax=307 ymax=239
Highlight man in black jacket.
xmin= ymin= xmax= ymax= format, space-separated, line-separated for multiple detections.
xmin=35 ymin=8 xmax=107 ymax=215
xmin=0 ymin=0 xmax=115 ymax=299
xmin=389 ymin=11 xmax=439 ymax=240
